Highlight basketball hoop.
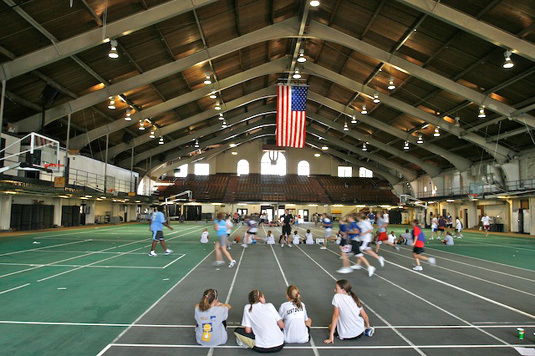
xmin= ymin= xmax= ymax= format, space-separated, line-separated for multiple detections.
xmin=268 ymin=151 xmax=279 ymax=165
xmin=468 ymin=193 xmax=478 ymax=201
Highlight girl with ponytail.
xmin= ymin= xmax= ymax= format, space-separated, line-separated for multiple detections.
xmin=324 ymin=279 xmax=374 ymax=344
xmin=234 ymin=290 xmax=285 ymax=353
xmin=278 ymin=285 xmax=312 ymax=343
xmin=194 ymin=289 xmax=231 ymax=346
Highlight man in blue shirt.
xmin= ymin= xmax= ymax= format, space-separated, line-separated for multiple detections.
xmin=149 ymin=206 xmax=174 ymax=257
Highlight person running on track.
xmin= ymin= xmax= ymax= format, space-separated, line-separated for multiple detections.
xmin=411 ymin=219 xmax=436 ymax=271
xmin=355 ymin=213 xmax=385 ymax=268
xmin=430 ymin=214 xmax=438 ymax=240
xmin=336 ymin=217 xmax=353 ymax=274
xmin=375 ymin=212 xmax=399 ymax=253
xmin=213 ymin=212 xmax=236 ymax=268
xmin=320 ymin=213 xmax=334 ymax=250
xmin=347 ymin=214 xmax=375 ymax=277
xmin=454 ymin=216 xmax=463 ymax=238
xmin=481 ymin=213 xmax=491 ymax=237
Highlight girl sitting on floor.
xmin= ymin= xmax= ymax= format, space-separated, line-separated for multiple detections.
xmin=235 ymin=290 xmax=285 ymax=353
xmin=305 ymin=230 xmax=314 ymax=245
xmin=194 ymin=289 xmax=231 ymax=346
xmin=265 ymin=230 xmax=276 ymax=245
xmin=292 ymin=230 xmax=301 ymax=245
xmin=324 ymin=279 xmax=374 ymax=344
xmin=279 ymin=285 xmax=312 ymax=344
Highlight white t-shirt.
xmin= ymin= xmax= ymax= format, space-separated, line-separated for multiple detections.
xmin=200 ymin=231 xmax=209 ymax=243
xmin=388 ymin=233 xmax=396 ymax=244
xmin=292 ymin=234 xmax=300 ymax=245
xmin=305 ymin=233 xmax=314 ymax=244
xmin=331 ymin=293 xmax=365 ymax=339
xmin=266 ymin=234 xmax=275 ymax=244
xmin=278 ymin=301 xmax=309 ymax=343
xmin=481 ymin=216 xmax=491 ymax=226
xmin=383 ymin=213 xmax=389 ymax=224
xmin=431 ymin=217 xmax=438 ymax=229
xmin=226 ymin=219 xmax=233 ymax=234
xmin=444 ymin=234 xmax=454 ymax=246
xmin=456 ymin=218 xmax=462 ymax=231
xmin=357 ymin=220 xmax=373 ymax=242
xmin=241 ymin=303 xmax=284 ymax=348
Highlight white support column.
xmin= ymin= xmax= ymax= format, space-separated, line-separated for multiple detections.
xmin=0 ymin=195 xmax=12 ymax=230
xmin=86 ymin=200 xmax=96 ymax=225
xmin=467 ymin=202 xmax=478 ymax=230
xmin=53 ymin=198 xmax=62 ymax=227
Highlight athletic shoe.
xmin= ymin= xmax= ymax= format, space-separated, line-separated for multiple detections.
xmin=368 ymin=266 xmax=376 ymax=277
xmin=412 ymin=265 xmax=423 ymax=271
xmin=365 ymin=327 xmax=375 ymax=337
xmin=236 ymin=337 xmax=248 ymax=349
xmin=212 ymin=261 xmax=225 ymax=266
xmin=394 ymin=245 xmax=400 ymax=251
xmin=378 ymin=256 xmax=385 ymax=267
xmin=227 ymin=246 xmax=231 ymax=250
xmin=165 ymin=249 xmax=173 ymax=255
xmin=229 ymin=260 xmax=236 ymax=268
xmin=280 ymin=244 xmax=284 ymax=248
xmin=148 ymin=251 xmax=157 ymax=257
xmin=337 ymin=267 xmax=353 ymax=274
xmin=350 ymin=264 xmax=362 ymax=270
xmin=288 ymin=244 xmax=292 ymax=248
xmin=320 ymin=246 xmax=327 ymax=250
xmin=428 ymin=257 xmax=436 ymax=266
xmin=241 ymin=244 xmax=248 ymax=248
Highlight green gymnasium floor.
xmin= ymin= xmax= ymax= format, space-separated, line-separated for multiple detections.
xmin=0 ymin=222 xmax=534 ymax=355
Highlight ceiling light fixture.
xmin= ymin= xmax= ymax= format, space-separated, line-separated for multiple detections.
xmin=343 ymin=121 xmax=349 ymax=131
xmin=209 ymin=91 xmax=217 ymax=99
xmin=351 ymin=115 xmax=357 ymax=124
xmin=138 ymin=120 xmax=145 ymax=130
xmin=159 ymin=136 xmax=164 ymax=145
xmin=149 ymin=130 xmax=155 ymax=139
xmin=416 ymin=134 xmax=424 ymax=144
xmin=204 ymin=73 xmax=212 ymax=85
xmin=362 ymin=142 xmax=367 ymax=151
xmin=293 ymin=68 xmax=302 ymax=79
xmin=404 ymin=141 xmax=410 ymax=150
xmin=218 ymin=113 xmax=224 ymax=120
xmin=361 ymin=104 xmax=367 ymax=115
xmin=314 ymin=153 xmax=321 ymax=157
xmin=195 ymin=139 xmax=199 ymax=148
xmin=478 ymin=106 xmax=486 ymax=118
xmin=297 ymin=50 xmax=307 ymax=63
xmin=229 ymin=143 xmax=237 ymax=147
xmin=321 ymin=145 xmax=328 ymax=150
xmin=124 ymin=109 xmax=131 ymax=121
xmin=387 ymin=77 xmax=396 ymax=90
xmin=231 ymin=151 xmax=238 ymax=155
xmin=107 ymin=96 xmax=116 ymax=110
xmin=108 ymin=39 xmax=118 ymax=59
xmin=222 ymin=120 xmax=227 ymax=128
xmin=215 ymin=101 xmax=222 ymax=110
xmin=373 ymin=92 xmax=380 ymax=104
xmin=434 ymin=126 xmax=440 ymax=137
xmin=310 ymin=0 xmax=320 ymax=6
xmin=454 ymin=116 xmax=461 ymax=127
xmin=503 ymin=50 xmax=514 ymax=69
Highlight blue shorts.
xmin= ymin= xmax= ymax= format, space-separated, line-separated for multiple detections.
xmin=152 ymin=230 xmax=164 ymax=241
xmin=432 ymin=228 xmax=437 ymax=232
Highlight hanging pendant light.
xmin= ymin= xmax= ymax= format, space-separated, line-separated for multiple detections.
xmin=124 ymin=109 xmax=131 ymax=121
xmin=108 ymin=96 xmax=116 ymax=110
xmin=138 ymin=120 xmax=145 ymax=130
xmin=204 ymin=73 xmax=212 ymax=85
xmin=343 ymin=121 xmax=349 ymax=131
xmin=297 ymin=50 xmax=306 ymax=63
xmin=434 ymin=126 xmax=440 ymax=137
xmin=215 ymin=101 xmax=222 ymax=110
xmin=159 ymin=136 xmax=164 ymax=145
xmin=361 ymin=104 xmax=367 ymax=115
xmin=108 ymin=40 xmax=119 ymax=59
xmin=503 ymin=50 xmax=514 ymax=69
xmin=293 ymin=68 xmax=302 ymax=79
xmin=373 ymin=92 xmax=380 ymax=104
xmin=416 ymin=134 xmax=424 ymax=144
xmin=218 ymin=113 xmax=224 ymax=120
xmin=403 ymin=141 xmax=410 ymax=150
xmin=194 ymin=139 xmax=199 ymax=148
xmin=222 ymin=120 xmax=227 ymax=128
xmin=362 ymin=142 xmax=367 ymax=151
xmin=149 ymin=130 xmax=155 ymax=139
xmin=478 ymin=106 xmax=486 ymax=118
xmin=209 ymin=91 xmax=217 ymax=99
xmin=387 ymin=77 xmax=396 ymax=90
xmin=351 ymin=115 xmax=357 ymax=124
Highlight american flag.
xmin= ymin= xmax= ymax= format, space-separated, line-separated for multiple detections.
xmin=276 ymin=85 xmax=307 ymax=148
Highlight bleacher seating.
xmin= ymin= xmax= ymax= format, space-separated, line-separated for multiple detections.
xmin=316 ymin=175 xmax=397 ymax=204
xmin=158 ymin=173 xmax=396 ymax=204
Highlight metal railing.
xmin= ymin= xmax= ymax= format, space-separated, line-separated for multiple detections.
xmin=414 ymin=178 xmax=535 ymax=199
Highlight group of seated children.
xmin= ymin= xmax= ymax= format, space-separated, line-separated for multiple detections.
xmin=195 ymin=280 xmax=374 ymax=352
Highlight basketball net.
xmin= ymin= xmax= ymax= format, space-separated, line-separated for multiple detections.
xmin=268 ymin=151 xmax=279 ymax=165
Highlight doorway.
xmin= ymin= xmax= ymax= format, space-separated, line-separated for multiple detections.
xmin=464 ymin=209 xmax=468 ymax=230
xmin=261 ymin=206 xmax=274 ymax=222
xmin=237 ymin=208 xmax=248 ymax=218
xmin=298 ymin=209 xmax=309 ymax=222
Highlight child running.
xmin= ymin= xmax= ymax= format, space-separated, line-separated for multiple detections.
xmin=347 ymin=214 xmax=375 ymax=277
xmin=324 ymin=279 xmax=373 ymax=344
xmin=278 ymin=285 xmax=312 ymax=344
xmin=235 ymin=290 xmax=285 ymax=353
xmin=356 ymin=212 xmax=385 ymax=267
xmin=148 ymin=205 xmax=173 ymax=257
xmin=375 ymin=212 xmax=399 ymax=253
xmin=320 ymin=213 xmax=333 ymax=250
xmin=243 ymin=215 xmax=258 ymax=248
xmin=336 ymin=217 xmax=353 ymax=274
xmin=194 ymin=289 xmax=231 ymax=346
xmin=455 ymin=216 xmax=463 ymax=238
xmin=430 ymin=214 xmax=438 ymax=240
xmin=411 ymin=219 xmax=436 ymax=271
xmin=213 ymin=212 xmax=236 ymax=268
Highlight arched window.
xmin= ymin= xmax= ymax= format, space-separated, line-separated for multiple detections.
xmin=297 ymin=160 xmax=310 ymax=176
xmin=237 ymin=159 xmax=249 ymax=176
xmin=261 ymin=151 xmax=286 ymax=176
xmin=359 ymin=167 xmax=373 ymax=178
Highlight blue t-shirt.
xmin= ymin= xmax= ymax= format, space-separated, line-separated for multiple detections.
xmin=377 ymin=217 xmax=386 ymax=233
xmin=150 ymin=211 xmax=166 ymax=231
xmin=322 ymin=218 xmax=333 ymax=229
xmin=348 ymin=221 xmax=361 ymax=240
xmin=339 ymin=223 xmax=349 ymax=245
xmin=214 ymin=219 xmax=227 ymax=237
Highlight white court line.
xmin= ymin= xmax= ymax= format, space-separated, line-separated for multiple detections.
xmin=0 ymin=262 xmax=166 ymax=269
xmin=96 ymin=249 xmax=215 ymax=356
xmin=108 ymin=343 xmax=535 ymax=350
xmin=162 ymin=254 xmax=186 ymax=269
xmin=2 ymin=319 xmax=534 ymax=329
xmin=268 ymin=238 xmax=320 ymax=356
xmin=0 ymin=283 xmax=30 ymax=295
xmin=380 ymin=248 xmax=535 ymax=298
xmin=295 ymin=245 xmax=426 ymax=356
xmin=383 ymin=257 xmax=535 ymax=320
xmin=35 ymin=225 xmax=202 ymax=283
xmin=0 ymin=239 xmax=89 ymax=257
xmin=17 ymin=250 xmax=149 ymax=255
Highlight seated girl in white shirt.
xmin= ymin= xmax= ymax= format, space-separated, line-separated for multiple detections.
xmin=324 ymin=279 xmax=374 ymax=344
xmin=234 ymin=290 xmax=285 ymax=353
xmin=305 ymin=230 xmax=314 ymax=244
xmin=292 ymin=231 xmax=301 ymax=245
xmin=200 ymin=228 xmax=209 ymax=243
xmin=265 ymin=230 xmax=275 ymax=244
xmin=279 ymin=285 xmax=312 ymax=343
